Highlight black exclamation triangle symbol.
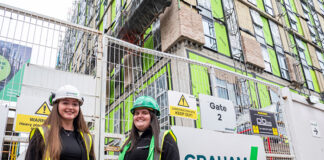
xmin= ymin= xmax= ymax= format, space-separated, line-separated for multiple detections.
xmin=43 ymin=105 xmax=46 ymax=113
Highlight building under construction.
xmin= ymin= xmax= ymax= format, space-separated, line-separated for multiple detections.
xmin=60 ymin=0 xmax=324 ymax=97
xmin=55 ymin=0 xmax=324 ymax=159
xmin=1 ymin=0 xmax=324 ymax=159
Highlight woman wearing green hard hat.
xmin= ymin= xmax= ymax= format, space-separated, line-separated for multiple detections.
xmin=119 ymin=96 xmax=180 ymax=160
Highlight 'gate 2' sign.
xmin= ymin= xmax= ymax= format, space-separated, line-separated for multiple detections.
xmin=199 ymin=94 xmax=236 ymax=132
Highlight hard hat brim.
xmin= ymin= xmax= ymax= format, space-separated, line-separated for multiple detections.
xmin=53 ymin=96 xmax=84 ymax=106
xmin=131 ymin=105 xmax=160 ymax=116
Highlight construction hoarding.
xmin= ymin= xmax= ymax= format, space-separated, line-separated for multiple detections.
xmin=171 ymin=126 xmax=266 ymax=160
xmin=15 ymin=64 xmax=97 ymax=132
xmin=282 ymin=87 xmax=324 ymax=160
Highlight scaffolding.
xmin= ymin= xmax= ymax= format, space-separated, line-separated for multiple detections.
xmin=110 ymin=0 xmax=171 ymax=44
xmin=275 ymin=0 xmax=307 ymax=93
xmin=0 ymin=2 xmax=104 ymax=159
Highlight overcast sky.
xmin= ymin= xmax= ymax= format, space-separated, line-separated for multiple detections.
xmin=0 ymin=0 xmax=75 ymax=21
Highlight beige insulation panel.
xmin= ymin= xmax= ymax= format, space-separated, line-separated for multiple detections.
xmin=285 ymin=54 xmax=305 ymax=84
xmin=234 ymin=0 xmax=254 ymax=35
xmin=300 ymin=18 xmax=311 ymax=41
xmin=293 ymin=0 xmax=304 ymax=16
xmin=271 ymin=0 xmax=280 ymax=17
xmin=285 ymin=54 xmax=297 ymax=82
xmin=182 ymin=0 xmax=196 ymax=6
xmin=315 ymin=70 xmax=324 ymax=92
xmin=313 ymin=0 xmax=322 ymax=15
xmin=307 ymin=43 xmax=321 ymax=69
xmin=278 ymin=26 xmax=290 ymax=53
xmin=318 ymin=15 xmax=324 ymax=32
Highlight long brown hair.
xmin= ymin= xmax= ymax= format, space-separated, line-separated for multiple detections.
xmin=42 ymin=100 xmax=89 ymax=160
xmin=121 ymin=110 xmax=161 ymax=154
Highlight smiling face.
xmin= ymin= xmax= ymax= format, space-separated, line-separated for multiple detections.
xmin=58 ymin=98 xmax=80 ymax=122
xmin=133 ymin=108 xmax=151 ymax=132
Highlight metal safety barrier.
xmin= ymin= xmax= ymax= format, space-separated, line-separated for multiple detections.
xmin=0 ymin=2 xmax=295 ymax=160
xmin=105 ymin=35 xmax=295 ymax=160
xmin=0 ymin=2 xmax=104 ymax=159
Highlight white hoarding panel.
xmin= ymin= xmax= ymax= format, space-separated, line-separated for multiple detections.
xmin=199 ymin=94 xmax=236 ymax=132
xmin=15 ymin=64 xmax=96 ymax=132
xmin=281 ymin=88 xmax=324 ymax=160
xmin=168 ymin=91 xmax=197 ymax=119
xmin=171 ymin=126 xmax=266 ymax=160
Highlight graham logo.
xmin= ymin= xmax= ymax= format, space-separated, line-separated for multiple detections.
xmin=184 ymin=146 xmax=258 ymax=160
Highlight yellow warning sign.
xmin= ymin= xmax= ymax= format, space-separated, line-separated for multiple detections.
xmin=170 ymin=106 xmax=197 ymax=119
xmin=252 ymin=125 xmax=259 ymax=134
xmin=178 ymin=95 xmax=189 ymax=107
xmin=15 ymin=114 xmax=47 ymax=132
xmin=35 ymin=102 xmax=51 ymax=116
xmin=272 ymin=128 xmax=278 ymax=136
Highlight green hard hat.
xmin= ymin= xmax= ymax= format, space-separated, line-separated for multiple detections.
xmin=131 ymin=96 xmax=160 ymax=116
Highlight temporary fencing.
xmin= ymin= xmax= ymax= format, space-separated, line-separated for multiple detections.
xmin=0 ymin=2 xmax=295 ymax=160
xmin=0 ymin=3 xmax=103 ymax=160
xmin=105 ymin=36 xmax=295 ymax=160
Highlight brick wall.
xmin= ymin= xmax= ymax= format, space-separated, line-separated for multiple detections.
xmin=160 ymin=0 xmax=204 ymax=52
xmin=241 ymin=32 xmax=265 ymax=70
xmin=285 ymin=53 xmax=305 ymax=87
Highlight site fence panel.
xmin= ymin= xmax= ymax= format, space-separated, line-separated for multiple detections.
xmin=0 ymin=3 xmax=103 ymax=160
xmin=0 ymin=2 xmax=295 ymax=160
xmin=106 ymin=36 xmax=295 ymax=160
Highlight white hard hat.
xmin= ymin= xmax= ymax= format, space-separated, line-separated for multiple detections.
xmin=49 ymin=85 xmax=84 ymax=106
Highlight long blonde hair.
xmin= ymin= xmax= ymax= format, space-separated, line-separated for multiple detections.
xmin=42 ymin=101 xmax=89 ymax=160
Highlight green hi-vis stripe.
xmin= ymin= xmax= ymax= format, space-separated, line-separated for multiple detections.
xmin=250 ymin=146 xmax=258 ymax=160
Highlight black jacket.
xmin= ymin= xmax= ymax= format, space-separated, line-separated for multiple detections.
xmin=25 ymin=128 xmax=94 ymax=160
xmin=123 ymin=128 xmax=180 ymax=160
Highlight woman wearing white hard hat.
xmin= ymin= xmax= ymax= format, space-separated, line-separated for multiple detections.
xmin=25 ymin=85 xmax=95 ymax=160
